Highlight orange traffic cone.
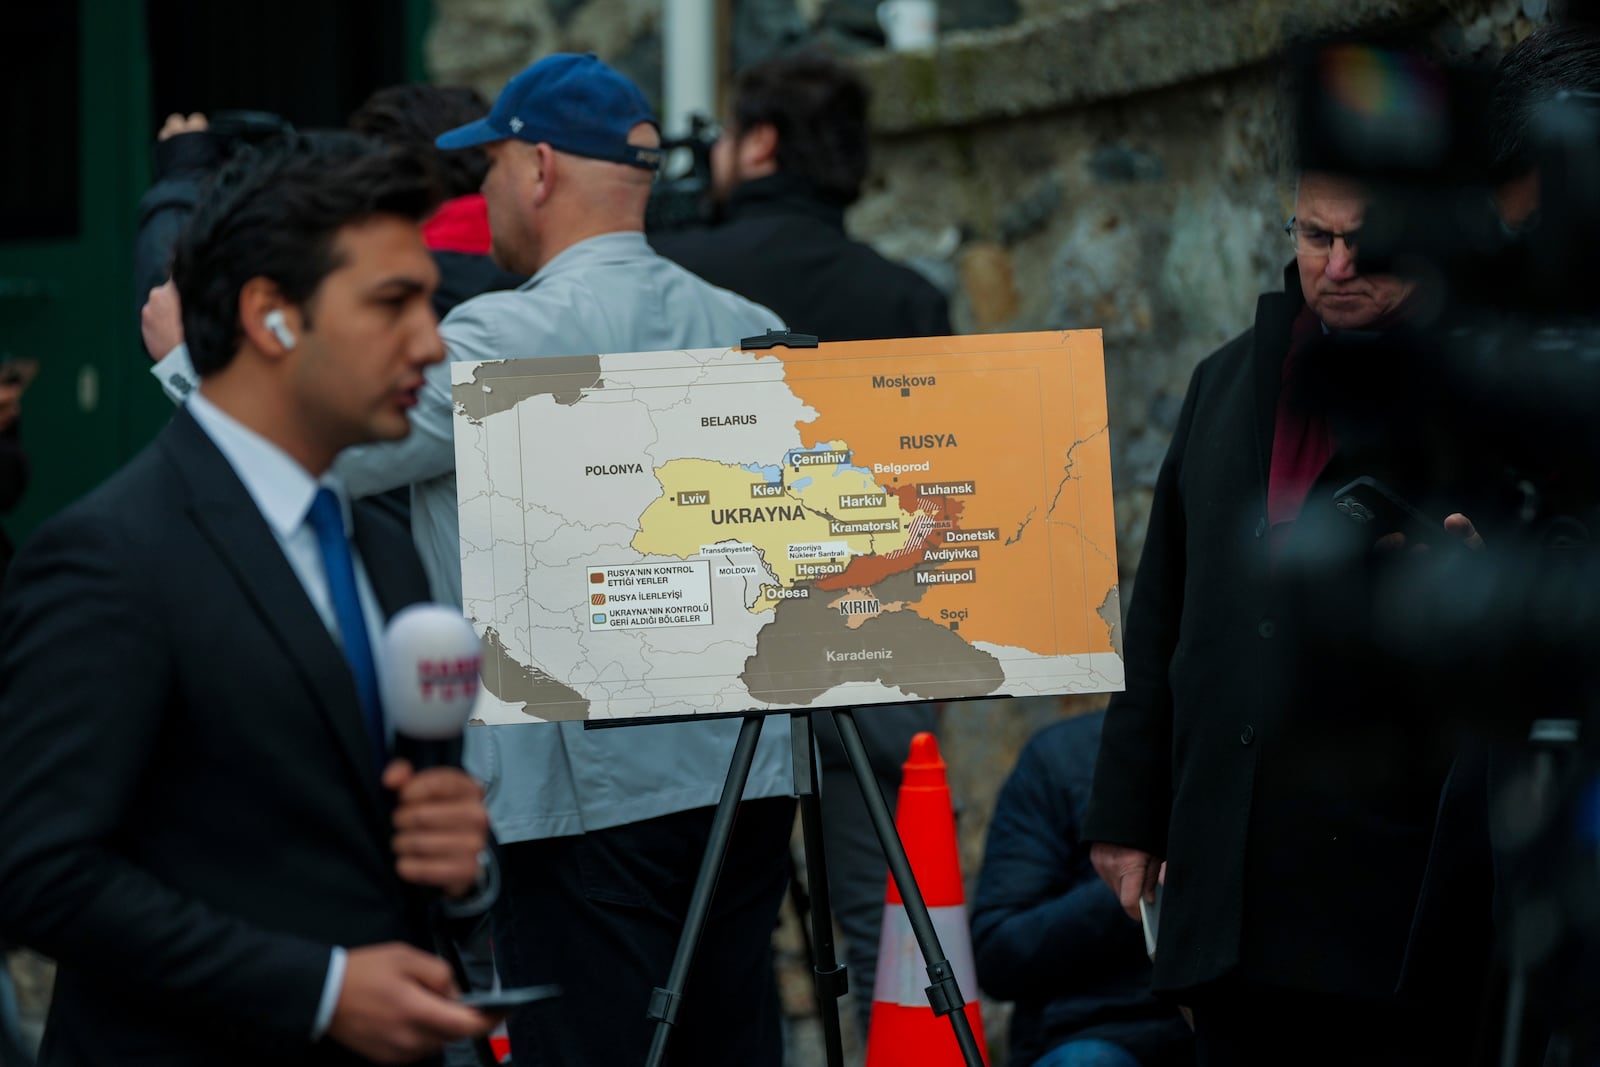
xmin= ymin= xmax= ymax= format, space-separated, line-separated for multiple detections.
xmin=865 ymin=732 xmax=989 ymax=1066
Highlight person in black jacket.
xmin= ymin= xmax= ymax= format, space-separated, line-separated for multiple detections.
xmin=1082 ymin=172 xmax=1494 ymax=1066
xmin=652 ymin=50 xmax=952 ymax=1039
xmin=973 ymin=711 xmax=1193 ymax=1067
xmin=134 ymin=111 xmax=294 ymax=356
xmin=651 ymin=50 xmax=950 ymax=341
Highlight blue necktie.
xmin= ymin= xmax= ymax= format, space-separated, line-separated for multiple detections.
xmin=306 ymin=487 xmax=386 ymax=770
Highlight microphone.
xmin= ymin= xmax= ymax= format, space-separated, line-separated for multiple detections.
xmin=378 ymin=604 xmax=483 ymax=770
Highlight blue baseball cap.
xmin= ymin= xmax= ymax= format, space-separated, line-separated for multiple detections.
xmin=436 ymin=53 xmax=661 ymax=171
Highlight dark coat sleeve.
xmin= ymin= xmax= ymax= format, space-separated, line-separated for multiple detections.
xmin=0 ymin=513 xmax=332 ymax=1048
xmin=1080 ymin=356 xmax=1209 ymax=856
xmin=971 ymin=728 xmax=1146 ymax=1000
xmin=133 ymin=132 xmax=223 ymax=342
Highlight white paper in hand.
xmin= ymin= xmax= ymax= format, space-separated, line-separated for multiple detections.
xmin=1138 ymin=883 xmax=1162 ymax=960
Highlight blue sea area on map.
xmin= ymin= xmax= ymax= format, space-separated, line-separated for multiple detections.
xmin=742 ymin=462 xmax=783 ymax=482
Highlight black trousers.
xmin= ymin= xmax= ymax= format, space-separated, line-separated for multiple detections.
xmin=492 ymin=796 xmax=796 ymax=1067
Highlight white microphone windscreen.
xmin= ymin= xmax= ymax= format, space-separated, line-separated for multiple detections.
xmin=378 ymin=604 xmax=483 ymax=740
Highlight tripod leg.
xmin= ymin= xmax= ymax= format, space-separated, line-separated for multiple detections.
xmin=644 ymin=714 xmax=765 ymax=1067
xmin=792 ymin=712 xmax=847 ymax=1067
xmin=831 ymin=708 xmax=984 ymax=1067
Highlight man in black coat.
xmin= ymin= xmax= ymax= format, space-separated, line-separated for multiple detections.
xmin=0 ymin=133 xmax=497 ymax=1067
xmin=1082 ymin=172 xmax=1491 ymax=1065
xmin=652 ymin=51 xmax=952 ymax=1037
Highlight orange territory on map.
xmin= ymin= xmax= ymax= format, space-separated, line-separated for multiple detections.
xmin=761 ymin=331 xmax=1117 ymax=659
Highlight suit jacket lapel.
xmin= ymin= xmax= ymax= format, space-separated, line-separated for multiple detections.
xmin=159 ymin=409 xmax=389 ymax=829
xmin=352 ymin=505 xmax=467 ymax=769
xmin=352 ymin=504 xmax=430 ymax=621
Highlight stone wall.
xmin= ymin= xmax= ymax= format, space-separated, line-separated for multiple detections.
xmin=424 ymin=1 xmax=1549 ymax=1062
xmin=429 ymin=0 xmax=1544 ymax=570
xmin=851 ymin=0 xmax=1544 ymax=569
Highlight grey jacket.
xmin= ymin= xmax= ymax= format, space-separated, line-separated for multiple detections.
xmin=335 ymin=232 xmax=794 ymax=841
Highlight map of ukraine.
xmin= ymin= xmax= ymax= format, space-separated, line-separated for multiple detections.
xmin=451 ymin=332 xmax=1123 ymax=724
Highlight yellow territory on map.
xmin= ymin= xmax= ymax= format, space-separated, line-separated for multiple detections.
xmin=633 ymin=451 xmax=926 ymax=612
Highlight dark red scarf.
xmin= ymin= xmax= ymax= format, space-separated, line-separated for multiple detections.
xmin=1267 ymin=307 xmax=1336 ymax=552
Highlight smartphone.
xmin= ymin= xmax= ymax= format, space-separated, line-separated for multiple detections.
xmin=1331 ymin=476 xmax=1442 ymax=547
xmin=458 ymin=984 xmax=561 ymax=1011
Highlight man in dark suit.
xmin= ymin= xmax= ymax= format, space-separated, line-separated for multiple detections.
xmin=0 ymin=133 xmax=497 ymax=1066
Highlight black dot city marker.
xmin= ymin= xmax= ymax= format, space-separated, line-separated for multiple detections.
xmin=901 ymin=387 xmax=911 ymax=397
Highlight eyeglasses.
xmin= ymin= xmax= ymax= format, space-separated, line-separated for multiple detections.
xmin=1284 ymin=216 xmax=1359 ymax=257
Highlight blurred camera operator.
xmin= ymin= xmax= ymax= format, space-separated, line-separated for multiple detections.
xmin=1490 ymin=20 xmax=1600 ymax=228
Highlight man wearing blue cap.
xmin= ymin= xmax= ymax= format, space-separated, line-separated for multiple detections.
xmin=330 ymin=54 xmax=794 ymax=1067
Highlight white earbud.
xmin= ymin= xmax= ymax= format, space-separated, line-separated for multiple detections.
xmin=264 ymin=309 xmax=297 ymax=350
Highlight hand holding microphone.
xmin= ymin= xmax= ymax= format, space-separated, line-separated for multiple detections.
xmin=379 ymin=605 xmax=489 ymax=899
xmin=327 ymin=608 xmax=500 ymax=1062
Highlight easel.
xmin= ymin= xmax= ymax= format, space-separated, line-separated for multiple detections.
xmin=641 ymin=708 xmax=985 ymax=1067
xmin=641 ymin=331 xmax=985 ymax=1067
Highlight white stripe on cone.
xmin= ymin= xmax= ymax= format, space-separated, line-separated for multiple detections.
xmin=872 ymin=903 xmax=978 ymax=1008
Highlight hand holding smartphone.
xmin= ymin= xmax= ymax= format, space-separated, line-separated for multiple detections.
xmin=1332 ymin=477 xmax=1443 ymax=549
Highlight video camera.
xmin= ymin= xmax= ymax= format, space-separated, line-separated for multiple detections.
xmin=1295 ymin=39 xmax=1600 ymax=314
xmin=1287 ymin=35 xmax=1600 ymax=1050
xmin=1287 ymin=34 xmax=1600 ymax=678
xmin=644 ymin=114 xmax=719 ymax=234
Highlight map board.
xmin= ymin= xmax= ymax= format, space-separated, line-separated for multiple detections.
xmin=452 ymin=331 xmax=1123 ymax=724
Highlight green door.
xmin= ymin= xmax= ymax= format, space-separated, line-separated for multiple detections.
xmin=0 ymin=1 xmax=157 ymax=547
xmin=0 ymin=0 xmax=432 ymax=552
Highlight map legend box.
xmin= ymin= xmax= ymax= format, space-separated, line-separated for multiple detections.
xmin=586 ymin=561 xmax=714 ymax=631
